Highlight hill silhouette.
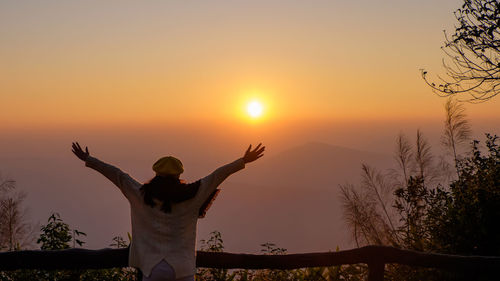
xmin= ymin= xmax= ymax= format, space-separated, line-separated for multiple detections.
xmin=2 ymin=140 xmax=393 ymax=252
xmin=198 ymin=142 xmax=393 ymax=253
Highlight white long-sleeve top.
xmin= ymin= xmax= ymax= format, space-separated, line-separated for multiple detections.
xmin=85 ymin=156 xmax=245 ymax=278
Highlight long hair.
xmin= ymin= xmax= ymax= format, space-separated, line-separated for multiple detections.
xmin=140 ymin=176 xmax=201 ymax=213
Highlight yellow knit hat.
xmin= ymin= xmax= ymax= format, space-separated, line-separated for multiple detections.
xmin=152 ymin=156 xmax=184 ymax=176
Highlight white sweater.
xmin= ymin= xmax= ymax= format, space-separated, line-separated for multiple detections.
xmin=85 ymin=156 xmax=245 ymax=278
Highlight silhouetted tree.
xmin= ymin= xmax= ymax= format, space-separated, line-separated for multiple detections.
xmin=394 ymin=177 xmax=429 ymax=251
xmin=422 ymin=0 xmax=500 ymax=101
xmin=428 ymin=134 xmax=500 ymax=256
xmin=37 ymin=213 xmax=86 ymax=250
xmin=0 ymin=175 xmax=33 ymax=251
xmin=340 ymin=99 xmax=500 ymax=280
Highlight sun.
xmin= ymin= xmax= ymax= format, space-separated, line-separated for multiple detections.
xmin=247 ymin=101 xmax=263 ymax=118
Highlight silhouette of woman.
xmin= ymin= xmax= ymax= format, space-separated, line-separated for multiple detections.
xmin=71 ymin=142 xmax=265 ymax=281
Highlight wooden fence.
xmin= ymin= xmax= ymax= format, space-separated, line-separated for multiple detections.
xmin=1 ymin=246 xmax=499 ymax=281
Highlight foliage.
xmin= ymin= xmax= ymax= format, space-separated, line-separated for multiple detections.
xmin=340 ymin=98 xmax=499 ymax=280
xmin=422 ymin=0 xmax=500 ymax=101
xmin=394 ymin=176 xmax=429 ymax=251
xmin=197 ymin=231 xmax=237 ymax=281
xmin=341 ymin=129 xmax=441 ymax=250
xmin=37 ymin=213 xmax=86 ymax=250
xmin=340 ymin=166 xmax=397 ymax=247
xmin=78 ymin=234 xmax=138 ymax=281
xmin=427 ymin=134 xmax=500 ymax=256
xmin=442 ymin=98 xmax=472 ymax=172
xmin=110 ymin=235 xmax=129 ymax=249
xmin=196 ymin=232 xmax=364 ymax=281
xmin=1 ymin=214 xmax=138 ymax=281
xmin=341 ymin=97 xmax=476 ymax=253
xmin=0 ymin=175 xmax=33 ymax=251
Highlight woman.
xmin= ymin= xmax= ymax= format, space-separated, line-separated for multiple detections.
xmin=71 ymin=142 xmax=265 ymax=281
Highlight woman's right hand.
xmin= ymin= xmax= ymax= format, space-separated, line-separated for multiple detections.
xmin=72 ymin=142 xmax=90 ymax=161
xmin=243 ymin=143 xmax=265 ymax=163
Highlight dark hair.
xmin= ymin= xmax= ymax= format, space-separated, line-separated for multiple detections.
xmin=140 ymin=176 xmax=201 ymax=213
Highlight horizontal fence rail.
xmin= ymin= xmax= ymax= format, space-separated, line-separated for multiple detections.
xmin=1 ymin=246 xmax=500 ymax=281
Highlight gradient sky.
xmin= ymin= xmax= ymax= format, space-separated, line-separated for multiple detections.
xmin=2 ymin=0 xmax=499 ymax=129
xmin=1 ymin=0 xmax=500 ymax=250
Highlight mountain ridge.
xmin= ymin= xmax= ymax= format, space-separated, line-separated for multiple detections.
xmin=198 ymin=141 xmax=394 ymax=253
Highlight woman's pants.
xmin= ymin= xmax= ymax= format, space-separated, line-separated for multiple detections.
xmin=142 ymin=260 xmax=194 ymax=281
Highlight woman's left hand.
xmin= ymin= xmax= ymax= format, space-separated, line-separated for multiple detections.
xmin=243 ymin=143 xmax=265 ymax=163
xmin=72 ymin=142 xmax=90 ymax=161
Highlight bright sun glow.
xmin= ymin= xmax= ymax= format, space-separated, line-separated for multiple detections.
xmin=247 ymin=101 xmax=263 ymax=118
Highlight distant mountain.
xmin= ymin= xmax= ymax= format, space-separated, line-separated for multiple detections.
xmin=237 ymin=141 xmax=393 ymax=189
xmin=197 ymin=142 xmax=394 ymax=254
xmin=4 ymin=141 xmax=394 ymax=253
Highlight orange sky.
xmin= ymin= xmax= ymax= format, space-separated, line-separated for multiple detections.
xmin=1 ymin=0 xmax=498 ymax=131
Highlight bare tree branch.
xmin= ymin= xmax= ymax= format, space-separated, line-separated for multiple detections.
xmin=422 ymin=0 xmax=500 ymax=102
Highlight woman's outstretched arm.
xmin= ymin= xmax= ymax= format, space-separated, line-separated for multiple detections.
xmin=71 ymin=142 xmax=139 ymax=199
xmin=196 ymin=143 xmax=265 ymax=204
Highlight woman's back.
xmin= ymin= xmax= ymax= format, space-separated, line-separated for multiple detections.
xmin=83 ymin=154 xmax=246 ymax=278
xmin=71 ymin=142 xmax=265 ymax=280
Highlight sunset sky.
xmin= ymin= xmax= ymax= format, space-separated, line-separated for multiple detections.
xmin=2 ymin=0 xmax=499 ymax=129
xmin=1 ymin=0 xmax=499 ymax=250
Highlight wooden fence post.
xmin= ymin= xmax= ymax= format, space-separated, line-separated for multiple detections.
xmin=367 ymin=262 xmax=385 ymax=281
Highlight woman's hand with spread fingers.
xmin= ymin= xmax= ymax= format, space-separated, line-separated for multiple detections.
xmin=243 ymin=143 xmax=265 ymax=163
xmin=72 ymin=142 xmax=90 ymax=161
